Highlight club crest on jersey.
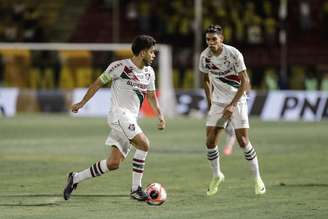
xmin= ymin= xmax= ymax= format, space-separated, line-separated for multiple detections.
xmin=128 ymin=124 xmax=135 ymax=131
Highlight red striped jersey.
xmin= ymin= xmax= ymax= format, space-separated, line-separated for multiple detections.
xmin=99 ymin=58 xmax=155 ymax=117
xmin=199 ymin=44 xmax=247 ymax=104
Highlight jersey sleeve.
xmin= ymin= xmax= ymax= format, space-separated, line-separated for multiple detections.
xmin=147 ymin=68 xmax=156 ymax=91
xmin=233 ymin=49 xmax=247 ymax=74
xmin=99 ymin=61 xmax=123 ymax=84
xmin=199 ymin=53 xmax=209 ymax=74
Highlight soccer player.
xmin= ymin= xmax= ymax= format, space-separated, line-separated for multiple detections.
xmin=63 ymin=35 xmax=166 ymax=201
xmin=199 ymin=25 xmax=266 ymax=196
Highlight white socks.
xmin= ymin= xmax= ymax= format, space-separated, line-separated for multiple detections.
xmin=207 ymin=146 xmax=222 ymax=177
xmin=72 ymin=149 xmax=149 ymax=192
xmin=243 ymin=142 xmax=261 ymax=179
xmin=132 ymin=149 xmax=148 ymax=191
xmin=73 ymin=159 xmax=109 ymax=184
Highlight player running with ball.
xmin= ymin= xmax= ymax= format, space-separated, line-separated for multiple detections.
xmin=199 ymin=25 xmax=266 ymax=196
xmin=63 ymin=35 xmax=166 ymax=202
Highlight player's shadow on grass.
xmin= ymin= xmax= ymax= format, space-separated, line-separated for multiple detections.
xmin=1 ymin=193 xmax=127 ymax=198
xmin=0 ymin=202 xmax=59 ymax=207
xmin=276 ymin=183 xmax=328 ymax=187
xmin=0 ymin=193 xmax=127 ymax=207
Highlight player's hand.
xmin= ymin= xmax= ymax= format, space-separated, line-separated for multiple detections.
xmin=223 ymin=104 xmax=235 ymax=119
xmin=71 ymin=102 xmax=84 ymax=113
xmin=158 ymin=117 xmax=166 ymax=130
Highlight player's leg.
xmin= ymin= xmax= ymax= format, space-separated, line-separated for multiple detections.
xmin=74 ymin=146 xmax=123 ymax=182
xmin=115 ymin=112 xmax=149 ymax=201
xmin=223 ymin=121 xmax=236 ymax=156
xmin=63 ymin=146 xmax=124 ymax=200
xmin=205 ymin=103 xmax=226 ymax=196
xmin=206 ymin=126 xmax=224 ymax=178
xmin=206 ymin=126 xmax=225 ymax=196
xmin=129 ymin=132 xmax=150 ymax=201
xmin=234 ymin=128 xmax=266 ymax=195
xmin=231 ymin=101 xmax=265 ymax=194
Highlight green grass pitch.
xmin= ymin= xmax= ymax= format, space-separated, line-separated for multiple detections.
xmin=0 ymin=114 xmax=328 ymax=219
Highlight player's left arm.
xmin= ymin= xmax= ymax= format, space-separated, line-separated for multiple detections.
xmin=146 ymin=90 xmax=166 ymax=130
xmin=223 ymin=70 xmax=250 ymax=119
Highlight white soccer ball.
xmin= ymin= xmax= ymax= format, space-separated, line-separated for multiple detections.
xmin=145 ymin=182 xmax=167 ymax=206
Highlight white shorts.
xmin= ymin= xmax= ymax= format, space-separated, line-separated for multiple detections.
xmin=206 ymin=102 xmax=249 ymax=129
xmin=105 ymin=110 xmax=142 ymax=158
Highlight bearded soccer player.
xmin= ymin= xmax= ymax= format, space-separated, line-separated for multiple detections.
xmin=63 ymin=35 xmax=166 ymax=201
xmin=199 ymin=25 xmax=266 ymax=196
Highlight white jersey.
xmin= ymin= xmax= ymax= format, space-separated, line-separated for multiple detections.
xmin=99 ymin=58 xmax=156 ymax=117
xmin=199 ymin=44 xmax=247 ymax=104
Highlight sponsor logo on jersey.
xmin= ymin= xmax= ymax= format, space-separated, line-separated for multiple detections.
xmin=127 ymin=80 xmax=148 ymax=89
xmin=211 ymin=67 xmax=234 ymax=76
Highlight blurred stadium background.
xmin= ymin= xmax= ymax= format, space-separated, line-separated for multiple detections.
xmin=1 ymin=1 xmax=328 ymax=218
xmin=0 ymin=0 xmax=327 ymax=119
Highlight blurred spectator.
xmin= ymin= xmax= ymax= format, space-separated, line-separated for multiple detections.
xmin=31 ymin=51 xmax=61 ymax=88
xmin=299 ymin=0 xmax=312 ymax=32
xmin=125 ymin=1 xmax=138 ymax=21
xmin=304 ymin=69 xmax=318 ymax=90
xmin=221 ymin=21 xmax=233 ymax=43
xmin=263 ymin=11 xmax=277 ymax=46
xmin=137 ymin=0 xmax=151 ymax=33
xmin=321 ymin=73 xmax=328 ymax=90
xmin=230 ymin=10 xmax=245 ymax=45
xmin=263 ymin=67 xmax=278 ymax=90
xmin=263 ymin=0 xmax=273 ymax=17
xmin=23 ymin=6 xmax=40 ymax=29
xmin=23 ymin=6 xmax=44 ymax=42
xmin=246 ymin=17 xmax=263 ymax=45
xmin=3 ymin=20 xmax=19 ymax=42
xmin=12 ymin=1 xmax=26 ymax=24
xmin=244 ymin=2 xmax=263 ymax=45
xmin=322 ymin=0 xmax=328 ymax=37
xmin=289 ymin=65 xmax=306 ymax=90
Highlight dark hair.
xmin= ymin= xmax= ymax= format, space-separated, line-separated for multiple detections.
xmin=131 ymin=35 xmax=156 ymax=55
xmin=205 ymin=24 xmax=223 ymax=35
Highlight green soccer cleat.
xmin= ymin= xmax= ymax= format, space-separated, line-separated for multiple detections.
xmin=206 ymin=173 xmax=225 ymax=196
xmin=255 ymin=178 xmax=266 ymax=195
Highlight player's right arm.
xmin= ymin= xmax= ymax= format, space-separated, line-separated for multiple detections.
xmin=71 ymin=78 xmax=105 ymax=113
xmin=72 ymin=61 xmax=121 ymax=113
xmin=203 ymin=72 xmax=212 ymax=109
xmin=199 ymin=52 xmax=212 ymax=110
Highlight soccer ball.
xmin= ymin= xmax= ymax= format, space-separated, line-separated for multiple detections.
xmin=145 ymin=182 xmax=167 ymax=206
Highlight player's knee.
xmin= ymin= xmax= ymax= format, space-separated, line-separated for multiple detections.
xmin=237 ymin=136 xmax=248 ymax=148
xmin=139 ymin=141 xmax=150 ymax=152
xmin=132 ymin=135 xmax=150 ymax=151
xmin=206 ymin=138 xmax=216 ymax=148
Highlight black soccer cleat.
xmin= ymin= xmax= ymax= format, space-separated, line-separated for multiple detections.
xmin=63 ymin=172 xmax=78 ymax=200
xmin=130 ymin=186 xmax=149 ymax=201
